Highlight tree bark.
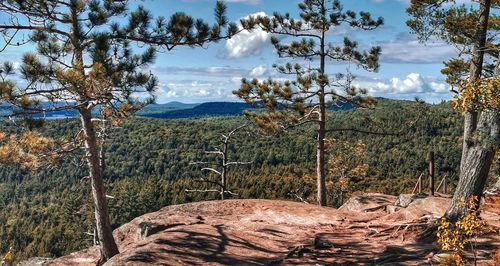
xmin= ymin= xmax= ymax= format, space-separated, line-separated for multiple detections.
xmin=447 ymin=112 xmax=499 ymax=219
xmin=446 ymin=0 xmax=496 ymax=220
xmin=429 ymin=151 xmax=435 ymax=196
xmin=493 ymin=65 xmax=500 ymax=191
xmin=316 ymin=0 xmax=327 ymax=206
xmin=81 ymin=108 xmax=119 ymax=262
xmin=317 ymin=120 xmax=327 ymax=206
xmin=221 ymin=139 xmax=228 ymax=200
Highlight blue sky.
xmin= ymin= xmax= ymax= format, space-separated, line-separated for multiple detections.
xmin=3 ymin=0 xmax=461 ymax=103
xmin=146 ymin=0 xmax=458 ymax=103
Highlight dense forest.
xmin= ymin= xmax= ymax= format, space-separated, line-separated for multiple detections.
xmin=1 ymin=99 xmax=496 ymax=260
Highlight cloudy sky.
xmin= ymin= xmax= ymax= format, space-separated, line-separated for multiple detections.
xmin=3 ymin=0 xmax=462 ymax=103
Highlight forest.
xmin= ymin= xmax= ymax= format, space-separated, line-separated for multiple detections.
xmin=0 ymin=0 xmax=497 ymax=264
xmin=0 ymin=98 xmax=493 ymax=260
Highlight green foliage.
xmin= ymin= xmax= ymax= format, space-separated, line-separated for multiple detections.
xmin=407 ymin=0 xmax=499 ymax=87
xmin=235 ymin=0 xmax=383 ymax=132
xmin=0 ymin=99 xmax=473 ymax=261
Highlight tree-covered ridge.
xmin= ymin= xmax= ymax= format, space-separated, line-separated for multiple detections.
xmin=0 ymin=99 xmax=485 ymax=261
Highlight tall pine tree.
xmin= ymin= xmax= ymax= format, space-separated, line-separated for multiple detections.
xmin=0 ymin=0 xmax=238 ymax=262
xmin=234 ymin=0 xmax=383 ymax=206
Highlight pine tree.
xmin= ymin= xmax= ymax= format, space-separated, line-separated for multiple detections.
xmin=0 ymin=0 xmax=238 ymax=262
xmin=234 ymin=0 xmax=383 ymax=206
xmin=407 ymin=0 xmax=500 ymax=220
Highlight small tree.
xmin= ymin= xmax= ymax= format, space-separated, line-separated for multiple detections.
xmin=407 ymin=0 xmax=500 ymax=220
xmin=325 ymin=138 xmax=369 ymax=207
xmin=187 ymin=124 xmax=252 ymax=200
xmin=0 ymin=0 xmax=238 ymax=262
xmin=294 ymin=139 xmax=369 ymax=206
xmin=234 ymin=0 xmax=383 ymax=206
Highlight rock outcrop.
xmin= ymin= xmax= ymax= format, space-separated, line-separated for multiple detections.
xmin=37 ymin=193 xmax=500 ymax=265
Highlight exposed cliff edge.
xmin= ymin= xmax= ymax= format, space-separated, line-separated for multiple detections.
xmin=28 ymin=193 xmax=500 ymax=265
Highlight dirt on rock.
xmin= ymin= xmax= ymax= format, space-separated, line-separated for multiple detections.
xmin=42 ymin=193 xmax=500 ymax=266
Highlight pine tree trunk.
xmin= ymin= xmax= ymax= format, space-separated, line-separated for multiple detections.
xmin=221 ymin=139 xmax=228 ymax=200
xmin=221 ymin=164 xmax=226 ymax=201
xmin=447 ymin=112 xmax=499 ymax=219
xmin=316 ymin=0 xmax=327 ymax=207
xmin=493 ymin=65 xmax=500 ymax=191
xmin=81 ymin=108 xmax=119 ymax=262
xmin=317 ymin=119 xmax=327 ymax=206
xmin=446 ymin=0 xmax=495 ymax=220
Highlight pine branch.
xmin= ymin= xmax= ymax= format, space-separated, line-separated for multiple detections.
xmin=201 ymin=167 xmax=222 ymax=176
xmin=185 ymin=189 xmax=221 ymax=194
xmin=325 ymin=127 xmax=403 ymax=136
xmin=225 ymin=161 xmax=253 ymax=166
xmin=0 ymin=24 xmax=70 ymax=37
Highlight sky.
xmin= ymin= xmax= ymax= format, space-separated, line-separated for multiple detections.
xmin=2 ymin=0 xmax=464 ymax=104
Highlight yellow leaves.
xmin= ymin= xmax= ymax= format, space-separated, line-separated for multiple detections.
xmin=338 ymin=177 xmax=350 ymax=190
xmin=452 ymin=78 xmax=500 ymax=113
xmin=437 ymin=197 xmax=497 ymax=265
xmin=19 ymin=95 xmax=32 ymax=108
xmin=20 ymin=131 xmax=55 ymax=154
xmin=0 ymin=131 xmax=59 ymax=170
xmin=56 ymin=68 xmax=85 ymax=94
xmin=0 ymin=81 xmax=15 ymax=99
xmin=350 ymin=163 xmax=369 ymax=177
xmin=326 ymin=139 xmax=369 ymax=192
xmin=55 ymin=62 xmax=113 ymax=98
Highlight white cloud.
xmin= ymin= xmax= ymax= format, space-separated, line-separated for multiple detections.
xmin=154 ymin=78 xmax=240 ymax=103
xmin=249 ymin=65 xmax=268 ymax=77
xmin=153 ymin=66 xmax=249 ymax=77
xmin=165 ymin=90 xmax=177 ymax=98
xmin=390 ymin=73 xmax=425 ymax=93
xmin=231 ymin=77 xmax=243 ymax=83
xmin=377 ymin=34 xmax=457 ymax=64
xmin=354 ymin=73 xmax=451 ymax=103
xmin=430 ymin=81 xmax=450 ymax=93
xmin=224 ymin=12 xmax=272 ymax=59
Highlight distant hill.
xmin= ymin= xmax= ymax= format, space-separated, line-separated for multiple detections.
xmin=0 ymin=102 xmax=80 ymax=119
xmin=0 ymin=101 xmax=200 ymax=119
xmin=140 ymin=101 xmax=354 ymax=119
xmin=140 ymin=102 xmax=256 ymax=119
xmin=136 ymin=102 xmax=199 ymax=116
xmin=161 ymin=101 xmax=199 ymax=109
xmin=1 ymin=100 xmax=355 ymax=120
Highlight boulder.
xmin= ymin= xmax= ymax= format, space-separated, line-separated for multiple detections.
xmin=394 ymin=193 xmax=427 ymax=208
xmin=339 ymin=193 xmax=397 ymax=213
xmin=137 ymin=222 xmax=169 ymax=239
